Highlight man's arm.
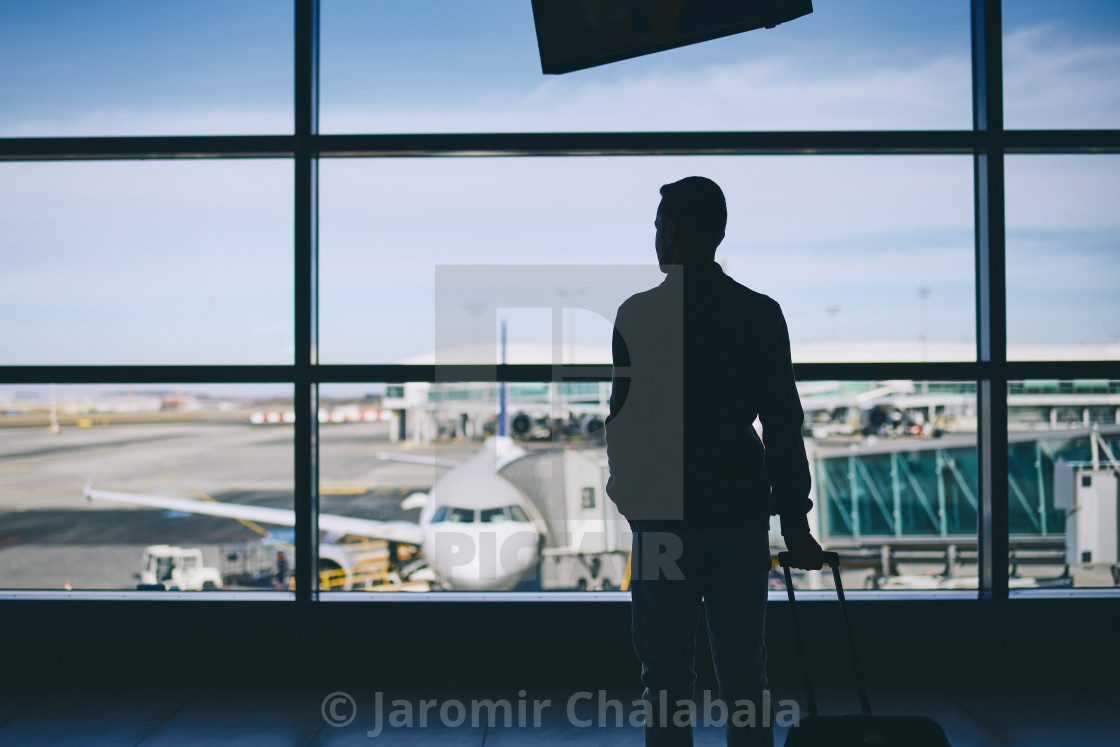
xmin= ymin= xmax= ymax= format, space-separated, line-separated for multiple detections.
xmin=758 ymin=302 xmax=813 ymax=537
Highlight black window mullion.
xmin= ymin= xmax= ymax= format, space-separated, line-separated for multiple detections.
xmin=972 ymin=0 xmax=1009 ymax=601
xmin=0 ymin=135 xmax=293 ymax=161
xmin=294 ymin=0 xmax=320 ymax=602
xmin=311 ymin=131 xmax=977 ymax=157
xmin=4 ymin=130 xmax=1120 ymax=162
xmin=313 ymin=362 xmax=984 ymax=385
xmin=0 ymin=366 xmax=294 ymax=385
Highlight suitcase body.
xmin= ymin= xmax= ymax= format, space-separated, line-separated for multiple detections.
xmin=778 ymin=551 xmax=951 ymax=747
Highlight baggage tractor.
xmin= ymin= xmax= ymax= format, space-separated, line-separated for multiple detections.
xmin=779 ymin=551 xmax=952 ymax=747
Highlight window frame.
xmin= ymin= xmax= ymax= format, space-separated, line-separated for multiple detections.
xmin=1 ymin=0 xmax=1118 ymax=601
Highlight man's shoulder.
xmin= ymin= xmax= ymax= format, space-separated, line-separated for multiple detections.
xmin=616 ymin=286 xmax=663 ymax=315
xmin=617 ymin=273 xmax=784 ymax=317
xmin=720 ymin=273 xmax=782 ymax=314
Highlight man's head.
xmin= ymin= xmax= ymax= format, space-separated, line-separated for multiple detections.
xmin=654 ymin=176 xmax=727 ymax=271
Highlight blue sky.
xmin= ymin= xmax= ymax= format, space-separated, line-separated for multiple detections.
xmin=320 ymin=0 xmax=975 ymax=133
xmin=0 ymin=0 xmax=292 ymax=135
xmin=0 ymin=1 xmax=1118 ymax=367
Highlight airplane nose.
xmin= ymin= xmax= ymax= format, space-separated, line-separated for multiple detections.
xmin=432 ymin=524 xmax=540 ymax=591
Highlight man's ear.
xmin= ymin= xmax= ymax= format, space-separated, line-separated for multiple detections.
xmin=664 ymin=219 xmax=677 ymax=246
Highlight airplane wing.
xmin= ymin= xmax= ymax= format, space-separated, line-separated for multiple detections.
xmin=84 ymin=484 xmax=424 ymax=546
xmin=376 ymin=452 xmax=461 ymax=468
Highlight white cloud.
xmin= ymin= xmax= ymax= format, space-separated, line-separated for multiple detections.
xmin=1004 ymin=23 xmax=1120 ymax=129
xmin=323 ymin=49 xmax=971 ymax=133
xmin=0 ymin=106 xmax=290 ymax=138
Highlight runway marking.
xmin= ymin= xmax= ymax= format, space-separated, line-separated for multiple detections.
xmin=192 ymin=489 xmax=271 ymax=537
xmin=0 ymin=464 xmax=29 ymax=473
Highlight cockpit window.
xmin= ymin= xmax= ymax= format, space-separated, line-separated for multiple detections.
xmin=480 ymin=507 xmax=508 ymax=523
xmin=447 ymin=507 xmax=476 ymax=523
xmin=433 ymin=506 xmax=528 ymax=523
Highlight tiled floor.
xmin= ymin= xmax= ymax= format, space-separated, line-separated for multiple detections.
xmin=1 ymin=681 xmax=1116 ymax=745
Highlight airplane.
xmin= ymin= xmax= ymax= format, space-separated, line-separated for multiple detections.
xmin=400 ymin=436 xmax=544 ymax=591
xmin=84 ymin=435 xmax=547 ymax=592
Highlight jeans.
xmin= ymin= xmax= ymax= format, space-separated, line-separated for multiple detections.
xmin=630 ymin=524 xmax=773 ymax=747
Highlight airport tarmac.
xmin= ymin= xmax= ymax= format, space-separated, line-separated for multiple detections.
xmin=0 ymin=420 xmax=475 ymax=590
xmin=0 ymin=420 xmax=480 ymax=510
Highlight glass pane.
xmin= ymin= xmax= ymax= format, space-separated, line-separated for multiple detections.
xmin=318 ymin=382 xmax=620 ymax=593
xmin=1008 ymin=379 xmax=1120 ymax=590
xmin=0 ymin=160 xmax=294 ymax=365
xmin=1006 ymin=155 xmax=1120 ymax=360
xmin=319 ymin=380 xmax=978 ymax=594
xmin=808 ymin=380 xmax=978 ymax=592
xmin=0 ymin=383 xmax=294 ymax=592
xmin=1004 ymin=0 xmax=1120 ymax=130
xmin=321 ymin=0 xmax=971 ymax=133
xmin=320 ymin=156 xmax=975 ymax=364
xmin=0 ymin=0 xmax=293 ymax=137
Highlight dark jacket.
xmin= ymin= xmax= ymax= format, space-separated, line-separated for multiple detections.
xmin=604 ymin=261 xmax=812 ymax=535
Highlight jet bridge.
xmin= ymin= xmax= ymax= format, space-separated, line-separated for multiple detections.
xmin=813 ymin=425 xmax=1120 ymax=587
xmin=814 ymin=425 xmax=1120 ymax=542
xmin=500 ymin=447 xmax=629 ymax=590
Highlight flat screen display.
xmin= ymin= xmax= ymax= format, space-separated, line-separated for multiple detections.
xmin=532 ymin=0 xmax=814 ymax=74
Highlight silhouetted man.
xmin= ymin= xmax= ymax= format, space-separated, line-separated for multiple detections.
xmin=605 ymin=176 xmax=822 ymax=747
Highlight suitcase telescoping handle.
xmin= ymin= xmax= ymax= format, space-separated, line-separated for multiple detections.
xmin=777 ymin=551 xmax=872 ymax=719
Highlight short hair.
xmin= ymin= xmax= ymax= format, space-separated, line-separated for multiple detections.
xmin=658 ymin=176 xmax=727 ymax=255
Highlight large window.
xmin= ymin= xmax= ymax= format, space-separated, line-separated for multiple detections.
xmin=1005 ymin=155 xmax=1120 ymax=359
xmin=0 ymin=384 xmax=294 ymax=592
xmin=1003 ymin=0 xmax=1120 ymax=130
xmin=0 ymin=160 xmax=294 ymax=366
xmin=0 ymin=0 xmax=294 ymax=137
xmin=2 ymin=1 xmax=1117 ymax=599
xmin=320 ymin=155 xmax=975 ymax=365
xmin=320 ymin=0 xmax=972 ymax=133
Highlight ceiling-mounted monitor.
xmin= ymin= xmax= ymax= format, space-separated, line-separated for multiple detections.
xmin=532 ymin=0 xmax=814 ymax=75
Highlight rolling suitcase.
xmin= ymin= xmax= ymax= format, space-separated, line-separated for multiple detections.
xmin=778 ymin=551 xmax=952 ymax=747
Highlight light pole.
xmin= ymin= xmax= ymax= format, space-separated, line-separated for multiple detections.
xmin=499 ymin=320 xmax=508 ymax=438
xmin=557 ymin=288 xmax=585 ymax=364
xmin=918 ymin=286 xmax=931 ymax=362
xmin=826 ymin=305 xmax=840 ymax=343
